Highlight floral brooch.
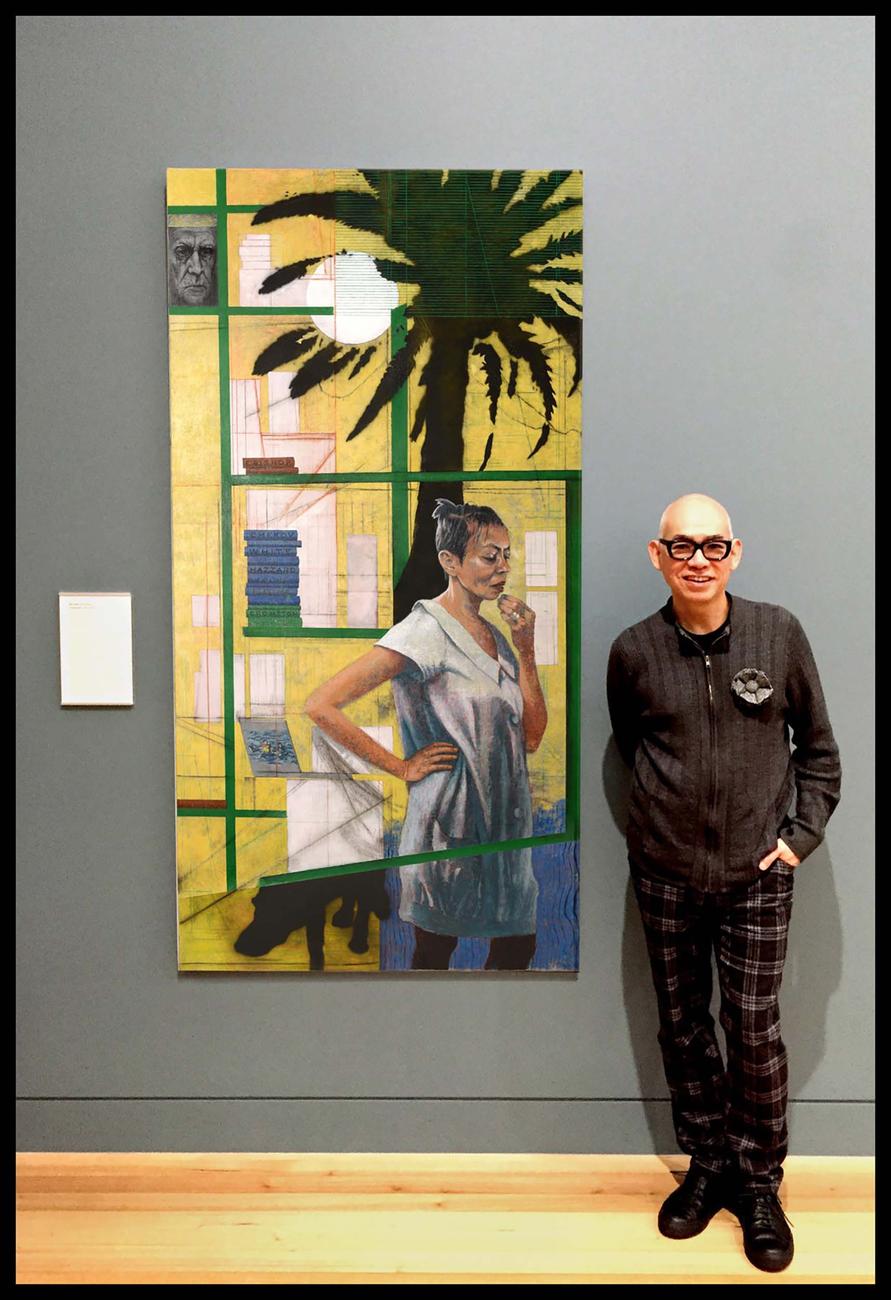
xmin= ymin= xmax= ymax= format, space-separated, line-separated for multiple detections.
xmin=731 ymin=668 xmax=773 ymax=706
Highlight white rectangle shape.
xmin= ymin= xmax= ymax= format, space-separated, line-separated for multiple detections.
xmin=347 ymin=534 xmax=378 ymax=627
xmin=286 ymin=777 xmax=384 ymax=871
xmin=347 ymin=535 xmax=378 ymax=588
xmin=526 ymin=590 xmax=559 ymax=666
xmin=347 ymin=590 xmax=378 ymax=627
xmin=233 ymin=654 xmax=246 ymax=719
xmin=230 ymin=378 xmax=264 ymax=475
xmin=194 ymin=648 xmax=222 ymax=720
xmin=249 ymin=653 xmax=285 ymax=717
xmin=268 ymin=371 xmax=300 ymax=435
xmin=191 ymin=594 xmax=220 ymax=627
xmin=524 ymin=531 xmax=559 ymax=586
xmin=59 ymin=592 xmax=134 ymax=706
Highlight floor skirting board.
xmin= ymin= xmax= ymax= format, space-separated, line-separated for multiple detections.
xmin=16 ymin=1098 xmax=874 ymax=1155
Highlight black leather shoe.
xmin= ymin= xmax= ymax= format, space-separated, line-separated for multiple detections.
xmin=736 ymin=1189 xmax=794 ymax=1272
xmin=658 ymin=1164 xmax=730 ymax=1239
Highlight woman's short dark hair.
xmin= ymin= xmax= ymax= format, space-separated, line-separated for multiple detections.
xmin=432 ymin=498 xmax=506 ymax=562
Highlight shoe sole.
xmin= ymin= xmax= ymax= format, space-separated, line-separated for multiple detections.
xmin=744 ymin=1249 xmax=794 ymax=1273
xmin=658 ymin=1214 xmax=719 ymax=1240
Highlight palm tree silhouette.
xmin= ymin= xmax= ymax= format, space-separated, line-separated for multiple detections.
xmin=250 ymin=169 xmax=582 ymax=618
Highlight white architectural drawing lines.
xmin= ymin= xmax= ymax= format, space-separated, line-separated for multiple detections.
xmin=177 ymin=791 xmax=395 ymax=925
xmin=177 ymin=718 xmax=226 ymax=746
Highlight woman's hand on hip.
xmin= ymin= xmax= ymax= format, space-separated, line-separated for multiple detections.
xmin=401 ymin=743 xmax=460 ymax=783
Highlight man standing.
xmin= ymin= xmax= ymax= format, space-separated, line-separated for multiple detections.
xmin=607 ymin=494 xmax=840 ymax=1273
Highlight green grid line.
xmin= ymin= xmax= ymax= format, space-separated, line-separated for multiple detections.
xmin=179 ymin=171 xmax=582 ymax=898
xmin=169 ymin=306 xmax=333 ymax=317
xmin=258 ymin=831 xmax=573 ymax=886
xmin=167 ymin=204 xmax=285 ymax=214
xmin=216 ymin=168 xmax=238 ymax=892
xmin=242 ymin=627 xmax=385 ymax=639
xmin=566 ymin=478 xmax=582 ymax=839
xmin=230 ymin=471 xmax=580 ymax=486
xmin=390 ymin=305 xmax=410 ymax=585
xmin=177 ymin=809 xmax=283 ymax=819
xmin=229 ymin=306 xmax=332 ymax=315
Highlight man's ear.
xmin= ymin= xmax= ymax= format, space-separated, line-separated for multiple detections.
xmin=647 ymin=539 xmax=663 ymax=570
xmin=729 ymin=538 xmax=743 ymax=571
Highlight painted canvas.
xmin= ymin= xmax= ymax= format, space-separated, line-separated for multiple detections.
xmin=168 ymin=168 xmax=582 ymax=972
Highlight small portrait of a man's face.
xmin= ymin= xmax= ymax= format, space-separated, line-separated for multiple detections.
xmin=167 ymin=215 xmax=217 ymax=306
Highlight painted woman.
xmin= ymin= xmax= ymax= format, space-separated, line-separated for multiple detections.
xmin=305 ymin=499 xmax=548 ymax=970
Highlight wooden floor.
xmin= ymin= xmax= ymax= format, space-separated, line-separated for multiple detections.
xmin=16 ymin=1153 xmax=874 ymax=1285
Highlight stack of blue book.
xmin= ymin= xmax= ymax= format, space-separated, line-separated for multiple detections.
xmin=244 ymin=530 xmax=302 ymax=627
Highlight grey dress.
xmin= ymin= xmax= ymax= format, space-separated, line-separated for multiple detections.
xmin=376 ymin=599 xmax=538 ymax=938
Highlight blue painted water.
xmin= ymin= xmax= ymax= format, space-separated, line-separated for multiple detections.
xmin=379 ymin=801 xmax=579 ymax=971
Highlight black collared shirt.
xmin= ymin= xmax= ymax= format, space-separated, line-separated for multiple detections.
xmin=682 ymin=613 xmax=730 ymax=655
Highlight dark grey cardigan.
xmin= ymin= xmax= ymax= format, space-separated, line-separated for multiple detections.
xmin=606 ymin=594 xmax=841 ymax=889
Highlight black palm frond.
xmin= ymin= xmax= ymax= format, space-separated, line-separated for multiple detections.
xmin=530 ymin=265 xmax=583 ymax=284
xmin=370 ymin=257 xmax=419 ymax=283
xmin=410 ymin=392 xmax=427 ymax=443
xmin=359 ymin=169 xmax=382 ymax=193
xmin=534 ymin=225 xmax=582 ymax=257
xmin=259 ymin=254 xmax=328 ymax=296
xmin=347 ymin=319 xmax=430 ymax=441
xmin=546 ymin=288 xmax=580 ymax=318
xmin=289 ymin=344 xmax=359 ymax=400
xmin=551 ymin=286 xmax=582 ymax=314
xmin=349 ymin=347 xmax=376 ymax=380
xmin=495 ymin=170 xmax=525 ymax=203
xmin=478 ymin=432 xmax=495 ymax=472
xmin=541 ymin=172 xmax=584 ymax=211
xmin=541 ymin=192 xmax=586 ymax=213
xmin=550 ymin=316 xmax=582 ymax=396
xmin=505 ymin=170 xmax=574 ymax=215
xmin=472 ymin=343 xmax=502 ymax=423
xmin=527 ymin=423 xmax=551 ymax=459
xmin=252 ymin=328 xmax=316 ymax=376
xmin=507 ymin=358 xmax=519 ymax=398
xmin=497 ymin=322 xmax=555 ymax=421
xmin=252 ymin=191 xmax=384 ymax=238
xmin=252 ymin=192 xmax=337 ymax=224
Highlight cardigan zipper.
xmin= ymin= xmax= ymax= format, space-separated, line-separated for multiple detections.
xmin=676 ymin=620 xmax=728 ymax=889
xmin=704 ymin=653 xmax=718 ymax=891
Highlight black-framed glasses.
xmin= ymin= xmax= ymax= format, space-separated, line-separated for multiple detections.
xmin=659 ymin=537 xmax=733 ymax=561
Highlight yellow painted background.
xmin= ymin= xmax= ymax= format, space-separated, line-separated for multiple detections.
xmin=169 ymin=168 xmax=580 ymax=971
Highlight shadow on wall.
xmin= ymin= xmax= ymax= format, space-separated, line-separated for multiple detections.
xmin=601 ymin=735 xmax=843 ymax=1157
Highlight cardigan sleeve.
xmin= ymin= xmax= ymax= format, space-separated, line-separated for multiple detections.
xmin=778 ymin=615 xmax=842 ymax=862
xmin=606 ymin=638 xmax=642 ymax=769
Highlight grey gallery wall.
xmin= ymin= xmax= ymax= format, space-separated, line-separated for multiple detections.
xmin=16 ymin=15 xmax=874 ymax=1153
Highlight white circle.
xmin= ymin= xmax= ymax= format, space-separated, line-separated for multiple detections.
xmin=306 ymin=252 xmax=399 ymax=345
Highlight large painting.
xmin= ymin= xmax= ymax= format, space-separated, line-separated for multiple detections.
xmin=168 ymin=168 xmax=582 ymax=971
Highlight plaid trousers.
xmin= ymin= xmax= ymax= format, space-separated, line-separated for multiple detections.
xmin=632 ymin=862 xmax=795 ymax=1191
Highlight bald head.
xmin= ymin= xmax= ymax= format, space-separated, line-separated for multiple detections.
xmin=658 ymin=494 xmax=733 ymax=540
xmin=648 ymin=493 xmax=742 ymax=621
